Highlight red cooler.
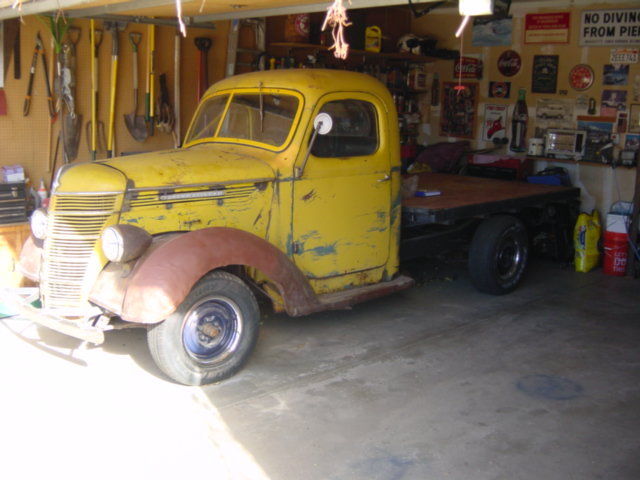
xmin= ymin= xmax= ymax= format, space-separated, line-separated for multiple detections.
xmin=603 ymin=214 xmax=629 ymax=276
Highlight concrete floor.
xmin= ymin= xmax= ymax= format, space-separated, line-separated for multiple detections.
xmin=0 ymin=259 xmax=638 ymax=480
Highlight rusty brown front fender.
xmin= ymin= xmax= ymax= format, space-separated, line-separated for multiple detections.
xmin=118 ymin=227 xmax=320 ymax=324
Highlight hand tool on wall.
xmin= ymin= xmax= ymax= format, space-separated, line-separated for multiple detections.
xmin=173 ymin=30 xmax=181 ymax=147
xmin=124 ymin=31 xmax=148 ymax=142
xmin=39 ymin=33 xmax=56 ymax=120
xmin=156 ymin=73 xmax=174 ymax=134
xmin=59 ymin=27 xmax=82 ymax=162
xmin=87 ymin=20 xmax=106 ymax=160
xmin=145 ymin=23 xmax=156 ymax=136
xmin=0 ymin=21 xmax=7 ymax=115
xmin=194 ymin=37 xmax=212 ymax=102
xmin=22 ymin=32 xmax=42 ymax=116
xmin=11 ymin=19 xmax=20 ymax=79
xmin=105 ymin=21 xmax=125 ymax=158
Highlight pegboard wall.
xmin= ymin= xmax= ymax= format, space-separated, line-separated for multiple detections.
xmin=0 ymin=16 xmax=230 ymax=191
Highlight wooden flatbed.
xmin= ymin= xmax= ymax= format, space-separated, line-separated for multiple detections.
xmin=402 ymin=173 xmax=581 ymax=226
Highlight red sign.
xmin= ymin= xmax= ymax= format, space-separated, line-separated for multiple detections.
xmin=497 ymin=50 xmax=521 ymax=77
xmin=525 ymin=12 xmax=570 ymax=44
xmin=454 ymin=57 xmax=483 ymax=79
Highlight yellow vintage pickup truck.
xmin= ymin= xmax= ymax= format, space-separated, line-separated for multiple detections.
xmin=4 ymin=70 xmax=579 ymax=385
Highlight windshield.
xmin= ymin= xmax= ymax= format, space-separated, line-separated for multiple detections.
xmin=185 ymin=91 xmax=300 ymax=148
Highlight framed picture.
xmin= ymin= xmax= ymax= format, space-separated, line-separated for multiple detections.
xmin=629 ymin=104 xmax=640 ymax=133
xmin=532 ymin=55 xmax=559 ymax=94
xmin=440 ymin=82 xmax=479 ymax=138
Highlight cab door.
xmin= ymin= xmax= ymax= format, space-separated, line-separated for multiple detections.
xmin=292 ymin=93 xmax=392 ymax=279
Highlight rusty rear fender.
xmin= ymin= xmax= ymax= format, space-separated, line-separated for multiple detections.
xmin=94 ymin=227 xmax=321 ymax=324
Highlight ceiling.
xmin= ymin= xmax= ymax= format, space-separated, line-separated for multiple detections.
xmin=0 ymin=0 xmax=608 ymax=22
xmin=0 ymin=0 xmax=441 ymax=22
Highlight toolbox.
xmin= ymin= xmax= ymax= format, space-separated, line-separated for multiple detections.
xmin=0 ymin=182 xmax=28 ymax=224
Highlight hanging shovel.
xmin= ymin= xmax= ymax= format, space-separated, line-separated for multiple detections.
xmin=124 ymin=31 xmax=147 ymax=142
xmin=105 ymin=21 xmax=125 ymax=158
xmin=87 ymin=20 xmax=106 ymax=160
xmin=59 ymin=27 xmax=82 ymax=162
xmin=195 ymin=37 xmax=212 ymax=102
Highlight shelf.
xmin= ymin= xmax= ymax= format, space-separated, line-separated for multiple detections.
xmin=527 ymin=156 xmax=637 ymax=169
xmin=269 ymin=42 xmax=441 ymax=63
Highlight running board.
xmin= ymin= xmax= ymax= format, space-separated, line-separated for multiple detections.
xmin=316 ymin=275 xmax=414 ymax=311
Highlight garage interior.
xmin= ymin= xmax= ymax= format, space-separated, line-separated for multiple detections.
xmin=0 ymin=0 xmax=639 ymax=479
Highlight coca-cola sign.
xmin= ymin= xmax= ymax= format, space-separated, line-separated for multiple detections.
xmin=498 ymin=50 xmax=522 ymax=77
xmin=454 ymin=56 xmax=483 ymax=79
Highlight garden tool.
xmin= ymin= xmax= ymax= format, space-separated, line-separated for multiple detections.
xmin=173 ymin=30 xmax=181 ymax=147
xmin=124 ymin=31 xmax=148 ymax=142
xmin=156 ymin=73 xmax=174 ymax=134
xmin=194 ymin=37 xmax=211 ymax=102
xmin=105 ymin=21 xmax=126 ymax=157
xmin=22 ymin=32 xmax=56 ymax=119
xmin=145 ymin=24 xmax=156 ymax=136
xmin=22 ymin=32 xmax=42 ymax=117
xmin=87 ymin=20 xmax=106 ymax=160
xmin=0 ymin=21 xmax=7 ymax=115
xmin=58 ymin=27 xmax=82 ymax=162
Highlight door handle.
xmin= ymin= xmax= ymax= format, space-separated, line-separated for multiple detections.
xmin=377 ymin=174 xmax=391 ymax=182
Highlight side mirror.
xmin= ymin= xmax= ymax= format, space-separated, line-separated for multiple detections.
xmin=313 ymin=113 xmax=333 ymax=135
xmin=295 ymin=113 xmax=334 ymax=179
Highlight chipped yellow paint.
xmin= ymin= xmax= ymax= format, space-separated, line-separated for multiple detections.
xmin=50 ymin=69 xmax=402 ymax=300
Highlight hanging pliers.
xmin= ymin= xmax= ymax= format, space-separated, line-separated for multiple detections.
xmin=23 ymin=32 xmax=55 ymax=119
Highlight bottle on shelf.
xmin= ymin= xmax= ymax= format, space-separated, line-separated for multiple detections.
xmin=510 ymin=88 xmax=528 ymax=153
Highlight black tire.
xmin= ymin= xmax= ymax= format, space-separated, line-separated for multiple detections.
xmin=468 ymin=215 xmax=529 ymax=295
xmin=147 ymin=271 xmax=260 ymax=386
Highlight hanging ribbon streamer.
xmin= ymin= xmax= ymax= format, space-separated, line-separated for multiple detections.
xmin=322 ymin=0 xmax=352 ymax=59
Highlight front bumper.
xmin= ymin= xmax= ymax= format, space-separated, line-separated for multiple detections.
xmin=0 ymin=288 xmax=105 ymax=344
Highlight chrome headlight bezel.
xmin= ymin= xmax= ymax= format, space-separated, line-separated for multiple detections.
xmin=101 ymin=225 xmax=152 ymax=263
xmin=30 ymin=208 xmax=48 ymax=240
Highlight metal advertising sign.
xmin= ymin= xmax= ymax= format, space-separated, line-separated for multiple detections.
xmin=497 ymin=50 xmax=521 ymax=77
xmin=580 ymin=8 xmax=640 ymax=46
xmin=454 ymin=56 xmax=483 ymax=80
xmin=489 ymin=81 xmax=511 ymax=98
xmin=525 ymin=12 xmax=570 ymax=44
xmin=532 ymin=55 xmax=559 ymax=94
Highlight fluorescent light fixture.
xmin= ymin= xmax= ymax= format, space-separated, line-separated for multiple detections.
xmin=459 ymin=0 xmax=494 ymax=16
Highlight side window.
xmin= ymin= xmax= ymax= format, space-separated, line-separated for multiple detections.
xmin=312 ymin=100 xmax=379 ymax=158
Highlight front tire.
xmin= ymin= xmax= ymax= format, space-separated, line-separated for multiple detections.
xmin=147 ymin=271 xmax=260 ymax=386
xmin=468 ymin=215 xmax=529 ymax=295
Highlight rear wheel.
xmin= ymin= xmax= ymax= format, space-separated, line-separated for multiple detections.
xmin=147 ymin=271 xmax=260 ymax=386
xmin=468 ymin=215 xmax=529 ymax=295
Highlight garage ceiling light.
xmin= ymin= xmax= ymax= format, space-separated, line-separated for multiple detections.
xmin=459 ymin=0 xmax=494 ymax=16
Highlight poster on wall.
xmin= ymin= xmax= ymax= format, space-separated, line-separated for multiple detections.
xmin=532 ymin=55 xmax=559 ymax=94
xmin=603 ymin=64 xmax=629 ymax=86
xmin=472 ymin=17 xmax=512 ymax=46
xmin=629 ymin=104 xmax=640 ymax=133
xmin=482 ymin=104 xmax=508 ymax=141
xmin=601 ymin=90 xmax=627 ymax=117
xmin=580 ymin=8 xmax=640 ymax=46
xmin=625 ymin=134 xmax=640 ymax=151
xmin=440 ymin=82 xmax=478 ymax=139
xmin=524 ymin=12 xmax=570 ymax=44
xmin=534 ymin=98 xmax=575 ymax=138
xmin=577 ymin=116 xmax=615 ymax=162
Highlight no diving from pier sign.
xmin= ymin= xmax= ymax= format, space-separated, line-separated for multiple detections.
xmin=580 ymin=8 xmax=640 ymax=46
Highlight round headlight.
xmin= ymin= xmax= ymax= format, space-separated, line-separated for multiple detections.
xmin=101 ymin=225 xmax=152 ymax=263
xmin=30 ymin=208 xmax=48 ymax=240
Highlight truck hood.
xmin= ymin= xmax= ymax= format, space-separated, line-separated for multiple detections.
xmin=101 ymin=143 xmax=277 ymax=189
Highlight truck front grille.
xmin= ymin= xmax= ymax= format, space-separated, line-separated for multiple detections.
xmin=42 ymin=194 xmax=118 ymax=311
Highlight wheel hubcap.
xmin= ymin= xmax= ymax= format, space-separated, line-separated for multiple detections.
xmin=496 ymin=235 xmax=522 ymax=280
xmin=182 ymin=296 xmax=243 ymax=365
